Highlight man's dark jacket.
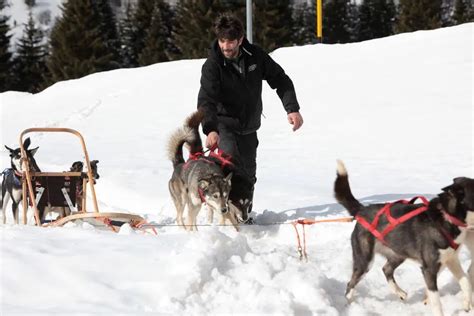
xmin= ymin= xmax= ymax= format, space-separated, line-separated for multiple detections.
xmin=198 ymin=38 xmax=300 ymax=135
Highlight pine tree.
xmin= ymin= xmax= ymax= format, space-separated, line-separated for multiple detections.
xmin=397 ymin=0 xmax=442 ymax=33
xmin=138 ymin=5 xmax=168 ymax=65
xmin=128 ymin=0 xmax=155 ymax=65
xmin=138 ymin=0 xmax=176 ymax=65
xmin=119 ymin=1 xmax=136 ymax=67
xmin=173 ymin=0 xmax=225 ymax=59
xmin=323 ymin=0 xmax=352 ymax=44
xmin=0 ymin=0 xmax=12 ymax=91
xmin=253 ymin=0 xmax=293 ymax=52
xmin=158 ymin=1 xmax=179 ymax=61
xmin=120 ymin=0 xmax=174 ymax=67
xmin=12 ymin=11 xmax=47 ymax=92
xmin=24 ymin=0 xmax=35 ymax=7
xmin=46 ymin=0 xmax=118 ymax=83
xmin=95 ymin=0 xmax=121 ymax=67
xmin=357 ymin=0 xmax=396 ymax=42
xmin=292 ymin=1 xmax=316 ymax=46
xmin=452 ymin=0 xmax=474 ymax=24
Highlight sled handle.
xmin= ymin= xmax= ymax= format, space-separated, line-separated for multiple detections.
xmin=19 ymin=128 xmax=100 ymax=226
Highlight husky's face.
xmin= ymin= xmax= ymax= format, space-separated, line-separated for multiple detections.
xmin=199 ymin=173 xmax=232 ymax=213
xmin=5 ymin=137 xmax=40 ymax=172
xmin=441 ymin=177 xmax=474 ymax=225
xmin=90 ymin=160 xmax=100 ymax=180
xmin=70 ymin=160 xmax=100 ymax=182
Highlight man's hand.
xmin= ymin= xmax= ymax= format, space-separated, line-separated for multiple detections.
xmin=206 ymin=131 xmax=220 ymax=149
xmin=288 ymin=112 xmax=304 ymax=131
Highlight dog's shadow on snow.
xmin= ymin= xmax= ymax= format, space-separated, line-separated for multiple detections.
xmin=254 ymin=193 xmax=435 ymax=233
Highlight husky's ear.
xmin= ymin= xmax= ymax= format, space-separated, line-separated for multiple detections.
xmin=224 ymin=172 xmax=232 ymax=185
xmin=453 ymin=177 xmax=470 ymax=185
xmin=198 ymin=179 xmax=209 ymax=191
xmin=23 ymin=137 xmax=31 ymax=150
xmin=29 ymin=146 xmax=39 ymax=156
xmin=442 ymin=183 xmax=456 ymax=193
xmin=5 ymin=145 xmax=14 ymax=153
xmin=441 ymin=183 xmax=465 ymax=201
xmin=91 ymin=160 xmax=99 ymax=165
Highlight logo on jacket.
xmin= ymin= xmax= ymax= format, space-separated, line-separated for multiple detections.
xmin=248 ymin=64 xmax=257 ymax=72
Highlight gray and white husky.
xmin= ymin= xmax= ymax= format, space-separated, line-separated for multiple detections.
xmin=1 ymin=138 xmax=41 ymax=224
xmin=167 ymin=111 xmax=239 ymax=231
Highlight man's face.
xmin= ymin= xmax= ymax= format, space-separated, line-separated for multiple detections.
xmin=218 ymin=37 xmax=243 ymax=59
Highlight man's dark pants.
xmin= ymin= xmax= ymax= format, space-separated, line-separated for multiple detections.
xmin=218 ymin=126 xmax=258 ymax=220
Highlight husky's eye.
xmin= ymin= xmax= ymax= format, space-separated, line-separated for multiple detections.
xmin=213 ymin=193 xmax=220 ymax=199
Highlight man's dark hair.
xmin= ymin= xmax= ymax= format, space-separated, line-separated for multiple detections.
xmin=214 ymin=14 xmax=244 ymax=40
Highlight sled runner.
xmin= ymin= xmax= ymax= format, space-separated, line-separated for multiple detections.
xmin=17 ymin=127 xmax=156 ymax=234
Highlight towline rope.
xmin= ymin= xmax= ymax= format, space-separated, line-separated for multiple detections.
xmin=137 ymin=217 xmax=353 ymax=229
xmin=139 ymin=216 xmax=355 ymax=261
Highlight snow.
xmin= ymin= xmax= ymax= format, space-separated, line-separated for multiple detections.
xmin=1 ymin=23 xmax=473 ymax=315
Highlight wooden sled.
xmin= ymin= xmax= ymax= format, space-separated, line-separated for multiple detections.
xmin=45 ymin=212 xmax=156 ymax=234
xmin=18 ymin=127 xmax=156 ymax=235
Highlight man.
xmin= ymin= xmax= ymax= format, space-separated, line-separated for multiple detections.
xmin=197 ymin=14 xmax=303 ymax=223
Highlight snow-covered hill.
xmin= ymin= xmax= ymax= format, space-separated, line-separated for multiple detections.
xmin=0 ymin=23 xmax=473 ymax=315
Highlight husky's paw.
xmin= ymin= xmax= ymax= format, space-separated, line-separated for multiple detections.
xmin=389 ymin=280 xmax=407 ymax=301
xmin=462 ymin=298 xmax=472 ymax=312
xmin=345 ymin=289 xmax=355 ymax=303
xmin=397 ymin=290 xmax=407 ymax=301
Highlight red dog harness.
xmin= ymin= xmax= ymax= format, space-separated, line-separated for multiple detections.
xmin=355 ymin=196 xmax=429 ymax=245
xmin=184 ymin=146 xmax=234 ymax=171
xmin=356 ymin=196 xmax=466 ymax=250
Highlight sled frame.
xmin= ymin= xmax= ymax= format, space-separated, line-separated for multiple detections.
xmin=19 ymin=128 xmax=100 ymax=226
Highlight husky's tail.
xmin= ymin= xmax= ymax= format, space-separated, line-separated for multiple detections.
xmin=334 ymin=160 xmax=363 ymax=216
xmin=167 ymin=111 xmax=204 ymax=167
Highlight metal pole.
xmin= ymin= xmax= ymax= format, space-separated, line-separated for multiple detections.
xmin=246 ymin=0 xmax=253 ymax=43
xmin=316 ymin=0 xmax=323 ymax=43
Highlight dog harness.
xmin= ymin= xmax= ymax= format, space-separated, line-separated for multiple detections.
xmin=2 ymin=168 xmax=22 ymax=187
xmin=355 ymin=196 xmax=429 ymax=245
xmin=356 ymin=196 xmax=466 ymax=250
xmin=438 ymin=211 xmax=468 ymax=250
xmin=186 ymin=146 xmax=234 ymax=170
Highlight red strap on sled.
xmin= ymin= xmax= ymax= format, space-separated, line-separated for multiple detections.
xmin=355 ymin=196 xmax=429 ymax=246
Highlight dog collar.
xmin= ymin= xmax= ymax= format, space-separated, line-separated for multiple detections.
xmin=442 ymin=210 xmax=468 ymax=228
xmin=437 ymin=226 xmax=461 ymax=250
xmin=198 ymin=188 xmax=206 ymax=203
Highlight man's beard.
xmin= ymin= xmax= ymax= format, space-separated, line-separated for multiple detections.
xmin=223 ymin=48 xmax=238 ymax=58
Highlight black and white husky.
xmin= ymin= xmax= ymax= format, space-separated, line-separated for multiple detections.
xmin=1 ymin=138 xmax=40 ymax=224
xmin=334 ymin=160 xmax=474 ymax=316
xmin=167 ymin=111 xmax=239 ymax=231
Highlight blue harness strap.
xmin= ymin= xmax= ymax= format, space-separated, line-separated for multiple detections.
xmin=2 ymin=168 xmax=22 ymax=187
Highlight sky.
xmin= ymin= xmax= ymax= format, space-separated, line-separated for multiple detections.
xmin=0 ymin=23 xmax=473 ymax=315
